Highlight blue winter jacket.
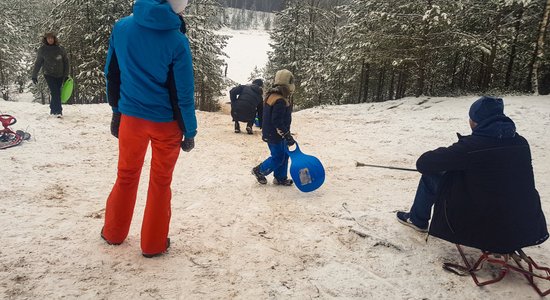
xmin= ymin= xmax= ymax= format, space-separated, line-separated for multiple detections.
xmin=261 ymin=86 xmax=292 ymax=144
xmin=104 ymin=0 xmax=197 ymax=138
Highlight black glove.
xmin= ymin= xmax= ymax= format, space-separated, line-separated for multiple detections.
xmin=283 ymin=132 xmax=295 ymax=146
xmin=110 ymin=112 xmax=121 ymax=138
xmin=32 ymin=77 xmax=38 ymax=85
xmin=181 ymin=137 xmax=194 ymax=152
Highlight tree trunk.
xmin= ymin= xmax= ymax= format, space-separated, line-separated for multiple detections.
xmin=358 ymin=59 xmax=370 ymax=103
xmin=460 ymin=52 xmax=471 ymax=90
xmin=376 ymin=64 xmax=386 ymax=102
xmin=388 ymin=68 xmax=395 ymax=100
xmin=532 ymin=0 xmax=550 ymax=95
xmin=358 ymin=60 xmax=365 ymax=103
xmin=482 ymin=42 xmax=497 ymax=91
xmin=450 ymin=51 xmax=460 ymax=90
xmin=396 ymin=70 xmax=404 ymax=99
xmin=477 ymin=52 xmax=486 ymax=90
xmin=415 ymin=61 xmax=425 ymax=97
xmin=415 ymin=0 xmax=432 ymax=98
xmin=505 ymin=5 xmax=524 ymax=88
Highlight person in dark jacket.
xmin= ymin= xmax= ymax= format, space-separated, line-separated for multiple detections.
xmin=397 ymin=96 xmax=548 ymax=254
xmin=230 ymin=79 xmax=264 ymax=134
xmin=31 ymin=32 xmax=70 ymax=117
xmin=101 ymin=0 xmax=197 ymax=258
xmin=252 ymin=69 xmax=296 ymax=186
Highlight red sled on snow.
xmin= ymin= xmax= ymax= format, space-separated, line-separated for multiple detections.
xmin=444 ymin=244 xmax=550 ymax=297
xmin=0 ymin=115 xmax=31 ymax=150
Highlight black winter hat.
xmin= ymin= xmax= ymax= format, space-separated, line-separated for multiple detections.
xmin=469 ymin=96 xmax=505 ymax=123
xmin=252 ymin=79 xmax=263 ymax=87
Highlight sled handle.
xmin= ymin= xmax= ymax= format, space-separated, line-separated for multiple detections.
xmin=0 ymin=115 xmax=16 ymax=128
xmin=285 ymin=141 xmax=301 ymax=155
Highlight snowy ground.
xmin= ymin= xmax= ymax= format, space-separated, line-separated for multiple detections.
xmin=1 ymin=95 xmax=549 ymax=299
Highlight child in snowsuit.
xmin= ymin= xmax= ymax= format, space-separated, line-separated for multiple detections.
xmin=252 ymin=69 xmax=296 ymax=186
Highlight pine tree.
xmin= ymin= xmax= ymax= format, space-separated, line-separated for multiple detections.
xmin=44 ymin=0 xmax=133 ymax=104
xmin=186 ymin=0 xmax=229 ymax=111
xmin=0 ymin=0 xmax=47 ymax=101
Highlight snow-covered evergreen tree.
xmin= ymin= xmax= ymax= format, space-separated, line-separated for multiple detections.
xmin=45 ymin=0 xmax=133 ymax=103
xmin=0 ymin=0 xmax=47 ymax=101
xmin=186 ymin=0 xmax=229 ymax=111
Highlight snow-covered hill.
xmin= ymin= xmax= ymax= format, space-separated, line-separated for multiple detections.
xmin=1 ymin=95 xmax=549 ymax=299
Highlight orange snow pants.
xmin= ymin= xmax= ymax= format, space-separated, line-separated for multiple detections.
xmin=103 ymin=115 xmax=182 ymax=255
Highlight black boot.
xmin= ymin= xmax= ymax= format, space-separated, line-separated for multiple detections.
xmin=252 ymin=165 xmax=267 ymax=184
xmin=273 ymin=178 xmax=294 ymax=186
xmin=246 ymin=121 xmax=254 ymax=134
xmin=234 ymin=121 xmax=240 ymax=133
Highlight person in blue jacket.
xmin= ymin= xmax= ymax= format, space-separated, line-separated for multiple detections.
xmin=101 ymin=0 xmax=197 ymax=258
xmin=397 ymin=96 xmax=547 ymax=254
xmin=252 ymin=69 xmax=296 ymax=186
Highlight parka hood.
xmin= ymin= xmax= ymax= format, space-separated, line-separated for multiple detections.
xmin=133 ymin=0 xmax=181 ymax=31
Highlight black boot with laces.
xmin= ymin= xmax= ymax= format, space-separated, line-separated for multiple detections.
xmin=252 ymin=165 xmax=267 ymax=184
xmin=273 ymin=178 xmax=293 ymax=186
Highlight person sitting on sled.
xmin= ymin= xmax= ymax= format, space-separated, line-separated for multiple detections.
xmin=252 ymin=69 xmax=296 ymax=186
xmin=229 ymin=78 xmax=264 ymax=134
xmin=397 ymin=96 xmax=548 ymax=254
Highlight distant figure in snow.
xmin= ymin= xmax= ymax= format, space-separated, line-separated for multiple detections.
xmin=397 ymin=96 xmax=548 ymax=254
xmin=31 ymin=32 xmax=70 ymax=117
xmin=230 ymin=79 xmax=264 ymax=134
xmin=101 ymin=0 xmax=197 ymax=258
xmin=252 ymin=69 xmax=296 ymax=186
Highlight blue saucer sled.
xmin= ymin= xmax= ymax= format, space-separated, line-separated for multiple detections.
xmin=286 ymin=142 xmax=325 ymax=193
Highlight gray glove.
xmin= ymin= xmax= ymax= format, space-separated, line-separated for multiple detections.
xmin=181 ymin=137 xmax=194 ymax=152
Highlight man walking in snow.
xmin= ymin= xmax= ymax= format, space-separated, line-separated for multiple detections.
xmin=252 ymin=69 xmax=296 ymax=186
xmin=397 ymin=96 xmax=548 ymax=253
xmin=101 ymin=0 xmax=197 ymax=258
xmin=230 ymin=79 xmax=264 ymax=134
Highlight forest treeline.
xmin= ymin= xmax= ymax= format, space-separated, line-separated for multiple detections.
xmin=223 ymin=0 xmax=284 ymax=12
xmin=266 ymin=0 xmax=550 ymax=109
xmin=0 ymin=0 xmax=548 ymax=111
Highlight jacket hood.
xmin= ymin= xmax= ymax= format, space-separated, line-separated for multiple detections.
xmin=133 ymin=0 xmax=181 ymax=31
xmin=266 ymin=86 xmax=291 ymax=99
xmin=472 ymin=115 xmax=516 ymax=139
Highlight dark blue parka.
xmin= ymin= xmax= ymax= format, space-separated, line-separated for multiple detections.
xmin=261 ymin=86 xmax=292 ymax=144
xmin=424 ymin=116 xmax=548 ymax=253
xmin=230 ymin=84 xmax=263 ymax=124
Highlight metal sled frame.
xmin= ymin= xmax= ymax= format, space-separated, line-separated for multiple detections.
xmin=444 ymin=244 xmax=550 ymax=297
